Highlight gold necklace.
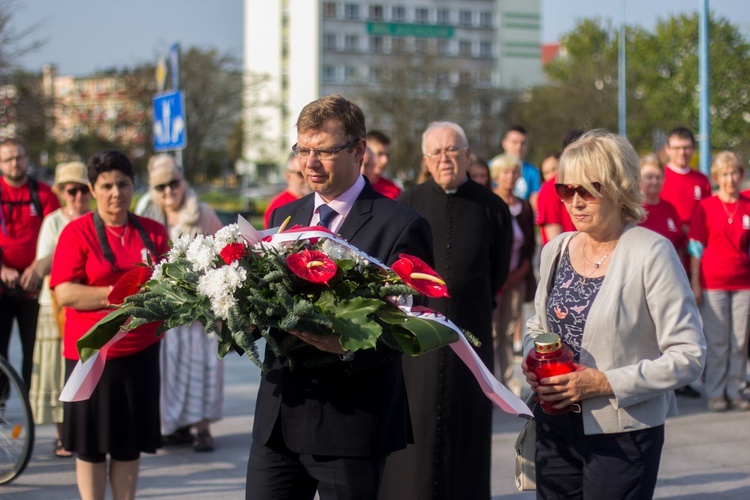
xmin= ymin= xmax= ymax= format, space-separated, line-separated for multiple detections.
xmin=720 ymin=198 xmax=739 ymax=224
xmin=105 ymin=224 xmax=129 ymax=245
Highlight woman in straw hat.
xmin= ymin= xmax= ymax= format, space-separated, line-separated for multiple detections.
xmin=29 ymin=161 xmax=91 ymax=458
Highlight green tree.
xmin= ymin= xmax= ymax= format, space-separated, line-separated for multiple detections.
xmin=504 ymin=13 xmax=750 ymax=162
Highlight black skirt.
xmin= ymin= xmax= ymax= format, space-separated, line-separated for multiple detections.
xmin=62 ymin=342 xmax=161 ymax=456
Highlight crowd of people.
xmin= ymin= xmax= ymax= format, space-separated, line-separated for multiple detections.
xmin=0 ymin=94 xmax=746 ymax=499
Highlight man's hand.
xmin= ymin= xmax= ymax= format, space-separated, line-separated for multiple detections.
xmin=20 ymin=264 xmax=42 ymax=292
xmin=1 ymin=264 xmax=20 ymax=289
xmin=288 ymin=330 xmax=347 ymax=355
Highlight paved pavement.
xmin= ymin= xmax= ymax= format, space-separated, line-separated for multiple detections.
xmin=4 ymin=334 xmax=750 ymax=499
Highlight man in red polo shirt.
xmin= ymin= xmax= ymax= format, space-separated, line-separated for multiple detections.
xmin=0 ymin=137 xmax=60 ymax=386
xmin=364 ymin=130 xmax=402 ymax=200
xmin=660 ymin=127 xmax=711 ymax=235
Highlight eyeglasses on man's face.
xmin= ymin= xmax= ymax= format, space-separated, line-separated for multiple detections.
xmin=424 ymin=146 xmax=466 ymax=160
xmin=554 ymin=182 xmax=603 ymax=203
xmin=154 ymin=178 xmax=181 ymax=192
xmin=292 ymin=138 xmax=360 ymax=160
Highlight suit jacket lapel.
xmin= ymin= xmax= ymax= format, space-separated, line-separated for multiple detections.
xmin=338 ymin=183 xmax=376 ymax=242
xmin=287 ymin=196 xmax=315 ymax=227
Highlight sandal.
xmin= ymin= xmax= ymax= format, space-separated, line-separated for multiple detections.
xmin=54 ymin=438 xmax=73 ymax=458
xmin=194 ymin=430 xmax=215 ymax=452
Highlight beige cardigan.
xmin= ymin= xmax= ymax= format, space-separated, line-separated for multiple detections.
xmin=524 ymin=224 xmax=706 ymax=435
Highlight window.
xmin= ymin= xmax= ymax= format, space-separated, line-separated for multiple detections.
xmin=415 ymin=7 xmax=429 ymax=24
xmin=437 ymin=39 xmax=450 ymax=56
xmin=344 ymin=34 xmax=359 ymax=51
xmin=415 ymin=38 xmax=428 ymax=53
xmin=323 ymin=33 xmax=337 ymax=51
xmin=369 ymin=5 xmax=384 ymax=21
xmin=459 ymin=71 xmax=472 ymax=85
xmin=391 ymin=6 xmax=406 ymax=22
xmin=323 ymin=2 xmax=337 ymax=18
xmin=344 ymin=3 xmax=359 ymax=20
xmin=459 ymin=39 xmax=472 ymax=56
xmin=480 ymin=11 xmax=493 ymax=28
xmin=459 ymin=10 xmax=472 ymax=27
xmin=369 ymin=67 xmax=381 ymax=83
xmin=437 ymin=8 xmax=450 ymax=25
xmin=392 ymin=38 xmax=407 ymax=53
xmin=370 ymin=36 xmax=384 ymax=52
xmin=479 ymin=41 xmax=492 ymax=58
xmin=322 ymin=65 xmax=337 ymax=83
xmin=344 ymin=66 xmax=357 ymax=82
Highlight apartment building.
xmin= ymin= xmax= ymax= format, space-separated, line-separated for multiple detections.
xmin=244 ymin=0 xmax=542 ymax=166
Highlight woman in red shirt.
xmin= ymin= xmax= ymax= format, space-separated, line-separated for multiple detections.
xmin=639 ymin=154 xmax=686 ymax=263
xmin=688 ymin=151 xmax=750 ymax=412
xmin=50 ymin=150 xmax=169 ymax=499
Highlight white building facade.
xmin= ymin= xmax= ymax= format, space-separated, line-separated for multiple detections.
xmin=244 ymin=0 xmax=542 ymax=168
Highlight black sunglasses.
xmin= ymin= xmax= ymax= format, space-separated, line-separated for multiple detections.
xmin=65 ymin=186 xmax=90 ymax=197
xmin=154 ymin=179 xmax=181 ymax=192
xmin=554 ymin=182 xmax=602 ymax=203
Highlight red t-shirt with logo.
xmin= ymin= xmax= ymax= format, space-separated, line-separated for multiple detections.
xmin=536 ymin=176 xmax=575 ymax=246
xmin=50 ymin=212 xmax=170 ymax=360
xmin=661 ymin=165 xmax=711 ymax=228
xmin=0 ymin=176 xmax=61 ymax=271
xmin=688 ymin=194 xmax=750 ymax=290
xmin=372 ymin=176 xmax=402 ymax=200
xmin=640 ymin=199 xmax=686 ymax=255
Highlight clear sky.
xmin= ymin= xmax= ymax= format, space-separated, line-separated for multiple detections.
xmin=8 ymin=0 xmax=750 ymax=76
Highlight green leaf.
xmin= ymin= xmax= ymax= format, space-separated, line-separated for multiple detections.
xmin=315 ymin=292 xmax=384 ymax=351
xmin=76 ymin=306 xmax=133 ymax=362
xmin=376 ymin=305 xmax=459 ymax=356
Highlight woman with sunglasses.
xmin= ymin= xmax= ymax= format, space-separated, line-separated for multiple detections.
xmin=521 ymin=130 xmax=705 ymax=499
xmin=50 ymin=150 xmax=170 ymax=500
xmin=29 ymin=161 xmax=91 ymax=458
xmin=687 ymin=151 xmax=750 ymax=412
xmin=136 ymin=154 xmax=224 ymax=452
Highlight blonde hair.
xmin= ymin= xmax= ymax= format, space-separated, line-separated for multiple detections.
xmin=558 ymin=129 xmax=645 ymax=223
xmin=639 ymin=153 xmax=663 ymax=171
xmin=488 ymin=154 xmax=521 ymax=180
xmin=710 ymin=151 xmax=743 ymax=182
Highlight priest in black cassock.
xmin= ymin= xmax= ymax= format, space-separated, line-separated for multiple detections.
xmin=379 ymin=122 xmax=512 ymax=500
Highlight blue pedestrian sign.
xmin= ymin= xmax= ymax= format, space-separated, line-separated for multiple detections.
xmin=153 ymin=90 xmax=187 ymax=151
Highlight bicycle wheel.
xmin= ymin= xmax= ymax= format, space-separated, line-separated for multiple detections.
xmin=0 ymin=355 xmax=34 ymax=485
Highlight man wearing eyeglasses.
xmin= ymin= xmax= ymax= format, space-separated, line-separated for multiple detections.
xmin=0 ymin=136 xmax=60 ymax=387
xmin=248 ymin=94 xmax=433 ymax=500
xmin=380 ymin=122 xmax=511 ymax=500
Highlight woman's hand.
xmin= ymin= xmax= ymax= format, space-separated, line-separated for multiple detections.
xmin=520 ymin=357 xmax=539 ymax=390
xmin=288 ymin=330 xmax=346 ymax=355
xmin=534 ymin=365 xmax=613 ymax=411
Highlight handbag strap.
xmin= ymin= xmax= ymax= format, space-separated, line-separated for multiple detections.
xmin=93 ymin=211 xmax=157 ymax=272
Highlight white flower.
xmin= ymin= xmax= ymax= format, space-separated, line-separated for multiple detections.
xmin=167 ymin=234 xmax=192 ymax=262
xmin=151 ymin=263 xmax=164 ymax=281
xmin=320 ymin=238 xmax=368 ymax=267
xmin=214 ymin=224 xmax=242 ymax=248
xmin=196 ymin=261 xmax=247 ymax=320
xmin=186 ymin=234 xmax=218 ymax=272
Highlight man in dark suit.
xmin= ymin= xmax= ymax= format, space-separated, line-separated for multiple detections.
xmin=246 ymin=94 xmax=433 ymax=500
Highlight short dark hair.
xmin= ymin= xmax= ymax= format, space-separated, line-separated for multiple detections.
xmin=0 ymin=136 xmax=28 ymax=155
xmin=667 ymin=126 xmax=696 ymax=146
xmin=296 ymin=94 xmax=366 ymax=143
xmin=504 ymin=125 xmax=527 ymax=138
xmin=562 ymin=129 xmax=585 ymax=150
xmin=366 ymin=130 xmax=391 ymax=146
xmin=88 ymin=150 xmax=135 ymax=185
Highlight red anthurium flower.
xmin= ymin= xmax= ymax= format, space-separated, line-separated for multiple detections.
xmin=220 ymin=242 xmax=246 ymax=265
xmin=108 ymin=267 xmax=152 ymax=305
xmin=286 ymin=249 xmax=338 ymax=284
xmin=391 ymin=254 xmax=450 ymax=298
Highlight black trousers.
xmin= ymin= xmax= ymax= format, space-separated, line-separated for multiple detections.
xmin=534 ymin=406 xmax=664 ymax=500
xmin=0 ymin=294 xmax=40 ymax=389
xmin=245 ymin=418 xmax=386 ymax=500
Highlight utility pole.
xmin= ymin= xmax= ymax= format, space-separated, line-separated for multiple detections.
xmin=698 ymin=0 xmax=710 ymax=175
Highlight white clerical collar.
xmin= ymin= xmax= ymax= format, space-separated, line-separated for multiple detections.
xmin=666 ymin=163 xmax=692 ymax=175
xmin=312 ymin=175 xmax=366 ymax=232
xmin=443 ymin=176 xmax=469 ymax=194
